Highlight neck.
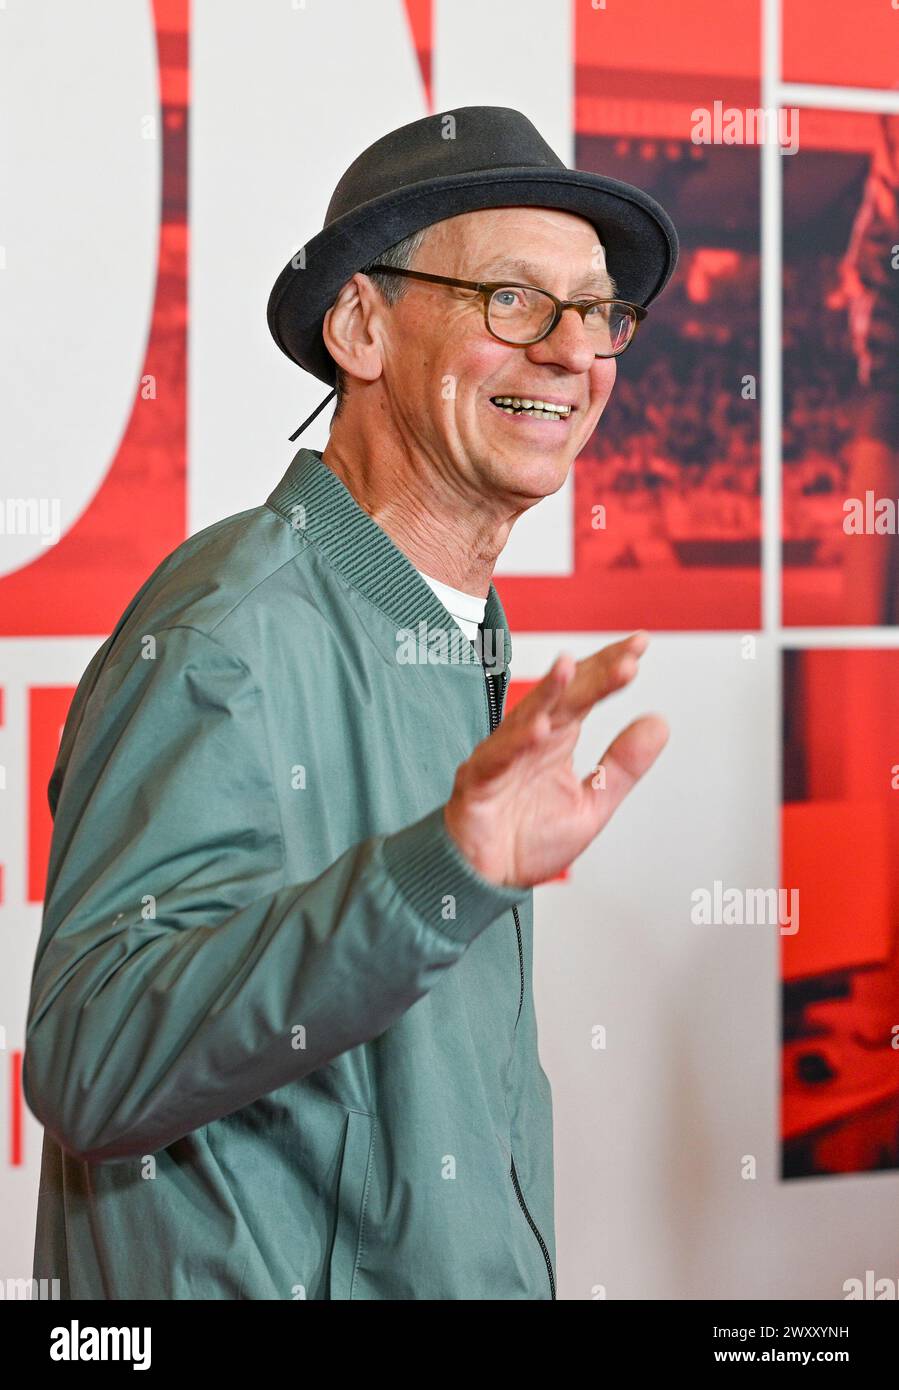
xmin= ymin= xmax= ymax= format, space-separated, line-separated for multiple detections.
xmin=322 ymin=413 xmax=522 ymax=598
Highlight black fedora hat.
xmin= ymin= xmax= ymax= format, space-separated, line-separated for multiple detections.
xmin=267 ymin=104 xmax=679 ymax=393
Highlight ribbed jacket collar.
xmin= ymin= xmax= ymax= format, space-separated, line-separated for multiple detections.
xmin=265 ymin=447 xmax=511 ymax=676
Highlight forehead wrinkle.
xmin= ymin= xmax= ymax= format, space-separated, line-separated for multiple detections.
xmin=476 ymin=255 xmax=617 ymax=298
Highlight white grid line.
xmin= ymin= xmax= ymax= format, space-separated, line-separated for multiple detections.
xmin=779 ymin=81 xmax=899 ymax=115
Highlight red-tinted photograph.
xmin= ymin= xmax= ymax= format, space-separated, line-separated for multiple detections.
xmin=782 ymin=649 xmax=899 ymax=1177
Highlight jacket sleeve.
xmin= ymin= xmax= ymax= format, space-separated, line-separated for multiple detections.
xmin=23 ymin=623 xmax=525 ymax=1164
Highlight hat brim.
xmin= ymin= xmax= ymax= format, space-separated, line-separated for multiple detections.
xmin=267 ymin=166 xmax=679 ymax=386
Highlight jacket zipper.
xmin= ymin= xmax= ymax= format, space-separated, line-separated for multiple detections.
xmin=485 ymin=671 xmax=525 ymax=1025
xmin=484 ymin=663 xmax=557 ymax=1301
xmin=511 ymin=1155 xmax=557 ymax=1301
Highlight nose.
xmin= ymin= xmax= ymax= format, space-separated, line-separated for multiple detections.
xmin=524 ymin=304 xmax=598 ymax=374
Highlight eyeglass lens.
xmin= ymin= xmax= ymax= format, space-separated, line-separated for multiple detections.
xmin=487 ymin=286 xmax=635 ymax=355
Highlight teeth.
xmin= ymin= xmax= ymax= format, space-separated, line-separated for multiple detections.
xmin=491 ymin=396 xmax=571 ymax=417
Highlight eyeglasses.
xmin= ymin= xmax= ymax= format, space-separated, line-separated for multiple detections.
xmin=365 ymin=264 xmax=647 ymax=357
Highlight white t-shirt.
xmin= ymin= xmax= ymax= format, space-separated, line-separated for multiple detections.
xmin=416 ymin=568 xmax=487 ymax=643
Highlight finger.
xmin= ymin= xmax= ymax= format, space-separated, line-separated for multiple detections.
xmin=471 ymin=655 xmax=574 ymax=784
xmin=559 ymin=630 xmax=651 ymax=722
xmin=582 ymin=714 xmax=670 ymax=826
xmin=507 ymin=631 xmax=648 ymax=737
xmin=499 ymin=649 xmax=578 ymax=733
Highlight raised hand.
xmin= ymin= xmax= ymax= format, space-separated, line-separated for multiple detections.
xmin=443 ymin=631 xmax=669 ymax=889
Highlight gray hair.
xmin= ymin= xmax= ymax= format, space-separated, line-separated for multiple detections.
xmin=331 ymin=225 xmax=433 ymax=415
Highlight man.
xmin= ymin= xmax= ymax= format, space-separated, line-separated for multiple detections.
xmin=24 ymin=106 xmax=678 ymax=1299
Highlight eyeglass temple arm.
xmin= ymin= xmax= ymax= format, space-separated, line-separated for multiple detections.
xmin=366 ymin=265 xmax=487 ymax=292
xmin=366 ymin=263 xmax=648 ymax=317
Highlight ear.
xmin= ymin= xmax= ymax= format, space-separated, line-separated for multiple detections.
xmin=322 ymin=273 xmax=385 ymax=387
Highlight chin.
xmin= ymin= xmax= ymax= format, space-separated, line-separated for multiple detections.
xmin=492 ymin=448 xmax=573 ymax=498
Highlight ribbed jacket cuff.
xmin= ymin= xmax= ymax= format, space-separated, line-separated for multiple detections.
xmin=381 ymin=805 xmax=529 ymax=944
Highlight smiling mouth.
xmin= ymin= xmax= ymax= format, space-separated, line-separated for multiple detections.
xmin=489 ymin=396 xmax=573 ymax=420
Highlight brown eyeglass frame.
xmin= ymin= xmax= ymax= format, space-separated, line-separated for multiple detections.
xmin=364 ymin=263 xmax=647 ymax=356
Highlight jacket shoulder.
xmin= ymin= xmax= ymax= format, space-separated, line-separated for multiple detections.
xmin=100 ymin=500 xmax=341 ymax=673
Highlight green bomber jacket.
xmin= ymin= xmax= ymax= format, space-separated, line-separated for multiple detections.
xmin=24 ymin=446 xmax=557 ymax=1300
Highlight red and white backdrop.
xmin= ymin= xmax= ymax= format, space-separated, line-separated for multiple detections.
xmin=2 ymin=0 xmax=899 ymax=1298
